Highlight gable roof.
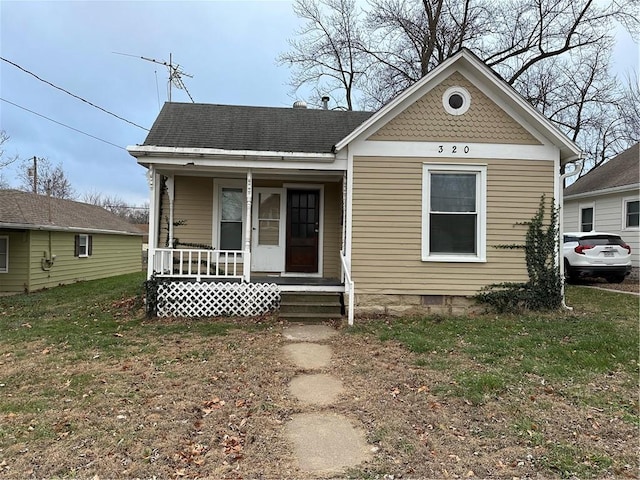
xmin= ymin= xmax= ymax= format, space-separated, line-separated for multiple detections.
xmin=564 ymin=143 xmax=640 ymax=197
xmin=142 ymin=103 xmax=374 ymax=154
xmin=335 ymin=48 xmax=582 ymax=164
xmin=0 ymin=189 xmax=142 ymax=235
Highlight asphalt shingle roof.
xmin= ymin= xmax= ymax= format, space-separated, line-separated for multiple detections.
xmin=142 ymin=102 xmax=375 ymax=153
xmin=0 ymin=189 xmax=142 ymax=235
xmin=565 ymin=143 xmax=640 ymax=196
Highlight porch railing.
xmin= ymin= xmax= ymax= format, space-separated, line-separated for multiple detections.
xmin=340 ymin=250 xmax=355 ymax=326
xmin=151 ymin=248 xmax=245 ymax=281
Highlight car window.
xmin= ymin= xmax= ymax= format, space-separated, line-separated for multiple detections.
xmin=563 ymin=235 xmax=578 ymax=243
xmin=578 ymin=235 xmax=624 ymax=246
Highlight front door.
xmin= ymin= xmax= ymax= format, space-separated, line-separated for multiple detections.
xmin=286 ymin=189 xmax=320 ymax=273
xmin=251 ymin=188 xmax=285 ymax=272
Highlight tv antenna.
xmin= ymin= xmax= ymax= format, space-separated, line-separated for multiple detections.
xmin=114 ymin=52 xmax=195 ymax=103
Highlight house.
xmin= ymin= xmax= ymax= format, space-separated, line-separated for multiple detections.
xmin=0 ymin=189 xmax=143 ymax=293
xmin=563 ymin=143 xmax=639 ymax=276
xmin=127 ymin=48 xmax=582 ymax=322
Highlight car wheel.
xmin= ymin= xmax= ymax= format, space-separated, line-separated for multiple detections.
xmin=606 ymin=275 xmax=626 ymax=284
xmin=564 ymin=260 xmax=577 ymax=284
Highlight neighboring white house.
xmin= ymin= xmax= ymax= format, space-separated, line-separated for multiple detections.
xmin=563 ymin=144 xmax=640 ymax=275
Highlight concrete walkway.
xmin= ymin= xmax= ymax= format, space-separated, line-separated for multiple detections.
xmin=282 ymin=324 xmax=372 ymax=475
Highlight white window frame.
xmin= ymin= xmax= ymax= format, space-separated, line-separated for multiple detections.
xmin=212 ymin=179 xmax=246 ymax=252
xmin=622 ymin=196 xmax=639 ymax=231
xmin=78 ymin=234 xmax=90 ymax=258
xmin=579 ymin=203 xmax=595 ymax=232
xmin=422 ymin=163 xmax=487 ymax=262
xmin=0 ymin=236 xmax=8 ymax=273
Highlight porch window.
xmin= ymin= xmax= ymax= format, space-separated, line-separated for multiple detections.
xmin=0 ymin=236 xmax=7 ymax=273
xmin=219 ymin=187 xmax=244 ymax=250
xmin=625 ymin=199 xmax=639 ymax=228
xmin=422 ymin=164 xmax=486 ymax=262
xmin=580 ymin=206 xmax=594 ymax=231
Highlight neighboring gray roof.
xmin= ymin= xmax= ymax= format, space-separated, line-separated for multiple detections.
xmin=565 ymin=143 xmax=640 ymax=196
xmin=0 ymin=189 xmax=142 ymax=235
xmin=142 ymin=102 xmax=375 ymax=153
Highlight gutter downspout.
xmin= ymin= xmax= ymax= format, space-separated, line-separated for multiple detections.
xmin=560 ymin=158 xmax=584 ymax=310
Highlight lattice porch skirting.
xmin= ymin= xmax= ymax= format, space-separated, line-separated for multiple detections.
xmin=157 ymin=282 xmax=281 ymax=317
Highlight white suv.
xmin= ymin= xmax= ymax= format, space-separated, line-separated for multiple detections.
xmin=563 ymin=232 xmax=632 ymax=283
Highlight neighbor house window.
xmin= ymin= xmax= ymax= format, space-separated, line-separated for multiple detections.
xmin=580 ymin=206 xmax=594 ymax=231
xmin=219 ymin=187 xmax=244 ymax=250
xmin=625 ymin=199 xmax=639 ymax=228
xmin=422 ymin=164 xmax=486 ymax=262
xmin=0 ymin=236 xmax=8 ymax=273
xmin=74 ymin=234 xmax=92 ymax=257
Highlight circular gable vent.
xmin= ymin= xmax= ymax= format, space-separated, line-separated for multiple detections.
xmin=443 ymin=86 xmax=471 ymax=115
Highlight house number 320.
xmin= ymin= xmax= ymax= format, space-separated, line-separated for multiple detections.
xmin=438 ymin=145 xmax=469 ymax=154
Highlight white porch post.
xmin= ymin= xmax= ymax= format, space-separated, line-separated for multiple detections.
xmin=146 ymin=166 xmax=160 ymax=279
xmin=243 ymin=169 xmax=253 ymax=282
xmin=166 ymin=175 xmax=175 ymax=248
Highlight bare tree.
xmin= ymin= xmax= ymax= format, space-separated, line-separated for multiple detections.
xmin=281 ymin=0 xmax=639 ymax=173
xmin=362 ymin=0 xmax=491 ymax=106
xmin=82 ymin=190 xmax=149 ymax=224
xmin=0 ymin=130 xmax=20 ymax=188
xmin=278 ymin=0 xmax=367 ymax=110
xmin=17 ymin=157 xmax=75 ymax=199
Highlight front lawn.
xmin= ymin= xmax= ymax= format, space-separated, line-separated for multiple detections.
xmin=0 ymin=274 xmax=637 ymax=478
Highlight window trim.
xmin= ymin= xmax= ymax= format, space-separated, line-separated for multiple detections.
xmin=0 ymin=235 xmax=8 ymax=273
xmin=213 ymin=179 xmax=246 ymax=252
xmin=622 ymin=196 xmax=639 ymax=230
xmin=422 ymin=163 xmax=487 ymax=262
xmin=579 ymin=203 xmax=595 ymax=232
xmin=75 ymin=234 xmax=92 ymax=258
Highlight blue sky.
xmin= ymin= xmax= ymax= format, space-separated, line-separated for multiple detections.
xmin=1 ymin=1 xmax=638 ymax=206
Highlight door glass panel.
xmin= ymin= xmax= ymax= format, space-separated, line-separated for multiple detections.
xmin=257 ymin=192 xmax=281 ymax=246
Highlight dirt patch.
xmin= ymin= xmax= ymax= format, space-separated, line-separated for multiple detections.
xmin=0 ymin=319 xmax=637 ymax=479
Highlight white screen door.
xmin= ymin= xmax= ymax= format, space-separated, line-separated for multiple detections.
xmin=251 ymin=188 xmax=285 ymax=272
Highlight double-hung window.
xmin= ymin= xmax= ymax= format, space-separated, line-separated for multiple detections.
xmin=580 ymin=205 xmax=594 ymax=232
xmin=422 ymin=164 xmax=486 ymax=262
xmin=624 ymin=198 xmax=639 ymax=229
xmin=74 ymin=234 xmax=92 ymax=257
xmin=218 ymin=186 xmax=244 ymax=251
xmin=0 ymin=236 xmax=8 ymax=273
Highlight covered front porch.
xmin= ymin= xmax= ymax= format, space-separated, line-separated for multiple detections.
xmin=143 ymin=164 xmax=355 ymax=323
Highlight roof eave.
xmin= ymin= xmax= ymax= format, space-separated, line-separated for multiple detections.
xmin=0 ymin=222 xmax=142 ymax=236
xmin=127 ymin=145 xmax=336 ymax=163
xmin=564 ymin=183 xmax=640 ymax=200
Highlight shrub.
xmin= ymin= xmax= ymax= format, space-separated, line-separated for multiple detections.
xmin=476 ymin=195 xmax=562 ymax=313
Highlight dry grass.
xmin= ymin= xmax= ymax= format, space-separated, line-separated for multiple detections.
xmin=0 ymin=273 xmax=638 ymax=479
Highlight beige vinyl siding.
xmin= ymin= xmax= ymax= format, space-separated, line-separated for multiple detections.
xmin=173 ymin=176 xmax=214 ymax=248
xmin=27 ymin=231 xmax=141 ymax=292
xmin=322 ymin=181 xmax=342 ymax=279
xmin=0 ymin=230 xmax=30 ymax=293
xmin=369 ymin=72 xmax=541 ymax=145
xmin=352 ymin=156 xmax=554 ymax=296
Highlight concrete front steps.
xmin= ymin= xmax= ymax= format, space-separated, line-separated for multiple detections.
xmin=278 ymin=292 xmax=344 ymax=322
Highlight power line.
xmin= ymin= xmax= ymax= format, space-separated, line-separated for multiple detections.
xmin=0 ymin=56 xmax=149 ymax=131
xmin=1 ymin=97 xmax=127 ymax=151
